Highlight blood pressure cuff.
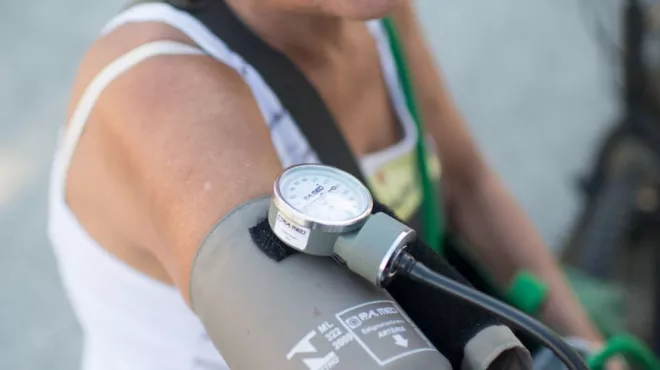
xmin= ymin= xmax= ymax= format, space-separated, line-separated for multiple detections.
xmin=249 ymin=199 xmax=531 ymax=369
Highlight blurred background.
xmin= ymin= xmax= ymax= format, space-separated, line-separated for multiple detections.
xmin=1 ymin=0 xmax=653 ymax=368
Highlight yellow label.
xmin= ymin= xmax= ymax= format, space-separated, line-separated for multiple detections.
xmin=366 ymin=148 xmax=441 ymax=221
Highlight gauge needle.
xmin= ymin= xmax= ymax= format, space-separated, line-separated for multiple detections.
xmin=324 ymin=193 xmax=354 ymax=209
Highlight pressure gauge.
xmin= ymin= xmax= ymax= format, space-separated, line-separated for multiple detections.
xmin=268 ymin=164 xmax=374 ymax=255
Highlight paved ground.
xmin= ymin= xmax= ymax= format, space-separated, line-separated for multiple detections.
xmin=0 ymin=0 xmax=620 ymax=368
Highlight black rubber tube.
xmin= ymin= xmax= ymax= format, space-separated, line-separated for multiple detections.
xmin=396 ymin=252 xmax=589 ymax=370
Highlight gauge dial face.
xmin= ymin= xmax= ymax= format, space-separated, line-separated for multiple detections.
xmin=276 ymin=165 xmax=372 ymax=224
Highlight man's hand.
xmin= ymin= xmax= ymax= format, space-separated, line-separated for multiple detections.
xmin=590 ymin=341 xmax=628 ymax=370
xmin=605 ymin=358 xmax=628 ymax=370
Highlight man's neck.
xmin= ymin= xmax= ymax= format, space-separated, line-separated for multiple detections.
xmin=224 ymin=0 xmax=356 ymax=64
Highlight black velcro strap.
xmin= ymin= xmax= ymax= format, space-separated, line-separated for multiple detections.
xmin=174 ymin=0 xmax=369 ymax=185
xmin=248 ymin=219 xmax=297 ymax=262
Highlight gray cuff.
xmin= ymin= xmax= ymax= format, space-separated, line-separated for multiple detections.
xmin=462 ymin=325 xmax=533 ymax=370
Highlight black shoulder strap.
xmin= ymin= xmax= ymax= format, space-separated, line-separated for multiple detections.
xmin=173 ymin=0 xmax=368 ymax=185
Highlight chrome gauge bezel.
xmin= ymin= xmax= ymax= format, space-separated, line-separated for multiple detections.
xmin=272 ymin=163 xmax=374 ymax=234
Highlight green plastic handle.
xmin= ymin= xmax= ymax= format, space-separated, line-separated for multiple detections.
xmin=382 ymin=16 xmax=445 ymax=254
xmin=505 ymin=270 xmax=549 ymax=317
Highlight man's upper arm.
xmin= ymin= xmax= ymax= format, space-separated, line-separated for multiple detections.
xmin=99 ymin=53 xmax=283 ymax=301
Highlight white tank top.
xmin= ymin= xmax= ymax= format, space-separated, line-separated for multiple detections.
xmin=47 ymin=3 xmax=441 ymax=369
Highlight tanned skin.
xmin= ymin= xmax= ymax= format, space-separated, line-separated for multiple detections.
xmin=64 ymin=0 xmax=615 ymax=366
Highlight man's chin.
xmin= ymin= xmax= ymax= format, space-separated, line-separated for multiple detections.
xmin=329 ymin=0 xmax=408 ymax=21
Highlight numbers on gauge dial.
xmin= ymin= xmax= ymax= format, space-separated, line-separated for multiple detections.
xmin=280 ymin=170 xmax=368 ymax=222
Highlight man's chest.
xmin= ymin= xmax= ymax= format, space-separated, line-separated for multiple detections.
xmin=301 ymin=34 xmax=404 ymax=158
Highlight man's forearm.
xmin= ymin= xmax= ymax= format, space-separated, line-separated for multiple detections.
xmin=388 ymin=2 xmax=603 ymax=344
xmin=445 ymin=171 xmax=602 ymax=342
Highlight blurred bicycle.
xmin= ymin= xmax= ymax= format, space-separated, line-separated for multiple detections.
xmin=563 ymin=0 xmax=660 ymax=356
